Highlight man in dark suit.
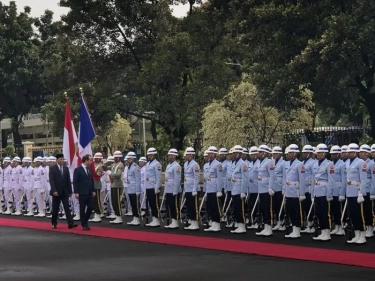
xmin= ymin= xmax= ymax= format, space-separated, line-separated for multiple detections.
xmin=73 ymin=154 xmax=95 ymax=230
xmin=49 ymin=153 xmax=78 ymax=229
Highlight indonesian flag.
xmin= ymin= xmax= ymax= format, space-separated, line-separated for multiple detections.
xmin=63 ymin=99 xmax=78 ymax=172
xmin=78 ymin=94 xmax=96 ymax=164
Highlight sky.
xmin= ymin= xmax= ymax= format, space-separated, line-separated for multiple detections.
xmin=5 ymin=0 xmax=190 ymax=20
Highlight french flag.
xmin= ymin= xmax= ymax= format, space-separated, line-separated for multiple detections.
xmin=63 ymin=98 xmax=78 ymax=171
xmin=78 ymin=93 xmax=96 ymax=162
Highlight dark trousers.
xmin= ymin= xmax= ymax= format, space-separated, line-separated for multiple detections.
xmin=273 ymin=191 xmax=283 ymax=221
xmin=364 ymin=193 xmax=373 ymax=226
xmin=315 ymin=196 xmax=331 ymax=229
xmin=330 ymin=196 xmax=341 ymax=225
xmin=259 ymin=193 xmax=273 ymax=225
xmin=232 ymin=194 xmax=245 ymax=223
xmin=286 ymin=197 xmax=302 ymax=227
xmin=223 ymin=191 xmax=232 ymax=213
xmin=129 ymin=193 xmax=140 ymax=217
xmin=93 ymin=189 xmax=102 ymax=215
xmin=347 ymin=197 xmax=366 ymax=231
xmin=303 ymin=192 xmax=313 ymax=222
xmin=166 ymin=193 xmax=179 ymax=220
xmin=146 ymin=188 xmax=160 ymax=218
xmin=185 ymin=192 xmax=199 ymax=221
xmin=247 ymin=193 xmax=258 ymax=220
xmin=51 ymin=194 xmax=74 ymax=226
xmin=207 ymin=192 xmax=221 ymax=223
xmin=79 ymin=195 xmax=94 ymax=227
xmin=111 ymin=188 xmax=123 ymax=217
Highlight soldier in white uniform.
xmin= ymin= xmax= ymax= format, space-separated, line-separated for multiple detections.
xmin=164 ymin=149 xmax=182 ymax=229
xmin=144 ymin=147 xmax=162 ymax=227
xmin=339 ymin=143 xmax=367 ymax=244
xmin=11 ymin=157 xmax=23 ymax=216
xmin=311 ymin=144 xmax=335 ymax=241
xmin=125 ymin=152 xmax=142 ymax=226
xmin=22 ymin=157 xmax=34 ymax=216
xmin=122 ymin=156 xmax=132 ymax=216
xmin=247 ymin=146 xmax=259 ymax=229
xmin=104 ymin=156 xmax=115 ymax=219
xmin=270 ymin=146 xmax=285 ymax=231
xmin=283 ymin=144 xmax=306 ymax=239
xmin=138 ymin=157 xmax=147 ymax=215
xmin=33 ymin=157 xmax=47 ymax=217
xmin=0 ymin=159 xmax=3 ymax=213
xmin=183 ymin=147 xmax=200 ymax=231
xmin=329 ymin=145 xmax=346 ymax=236
xmin=3 ymin=157 xmax=13 ymax=214
xmin=358 ymin=144 xmax=374 ymax=238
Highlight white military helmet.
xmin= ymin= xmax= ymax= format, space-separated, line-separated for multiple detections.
xmin=272 ymin=146 xmax=283 ymax=154
xmin=284 ymin=146 xmax=289 ymax=154
xmin=3 ymin=157 xmax=11 ymax=164
xmin=147 ymin=147 xmax=157 ymax=155
xmin=258 ymin=144 xmax=269 ymax=153
xmin=242 ymin=148 xmax=249 ymax=154
xmin=316 ymin=143 xmax=328 ymax=153
xmin=341 ymin=145 xmax=348 ymax=152
xmin=22 ymin=157 xmax=32 ymax=163
xmin=359 ymin=144 xmax=371 ymax=153
xmin=288 ymin=144 xmax=300 ymax=153
xmin=329 ymin=145 xmax=341 ymax=154
xmin=302 ymin=145 xmax=314 ymax=153
xmin=232 ymin=145 xmax=243 ymax=153
xmin=94 ymin=152 xmax=103 ymax=159
xmin=312 ymin=147 xmax=316 ymax=154
xmin=185 ymin=147 xmax=195 ymax=155
xmin=167 ymin=148 xmax=179 ymax=156
xmin=127 ymin=151 xmax=137 ymax=158
xmin=219 ymin=148 xmax=228 ymax=155
xmin=139 ymin=157 xmax=147 ymax=162
xmin=113 ymin=151 xmax=122 ymax=158
xmin=204 ymin=150 xmax=209 ymax=156
xmin=371 ymin=144 xmax=375 ymax=152
xmin=13 ymin=156 xmax=21 ymax=162
xmin=33 ymin=156 xmax=43 ymax=163
xmin=107 ymin=156 xmax=114 ymax=162
xmin=249 ymin=146 xmax=258 ymax=155
xmin=207 ymin=146 xmax=218 ymax=154
xmin=346 ymin=143 xmax=360 ymax=153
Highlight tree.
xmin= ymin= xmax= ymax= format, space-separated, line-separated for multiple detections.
xmin=53 ymin=0 xmax=239 ymax=150
xmin=0 ymin=2 xmax=51 ymax=144
xmin=201 ymin=80 xmax=313 ymax=148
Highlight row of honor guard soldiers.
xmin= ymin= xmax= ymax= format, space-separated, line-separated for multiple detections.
xmin=2 ymin=142 xmax=374 ymax=246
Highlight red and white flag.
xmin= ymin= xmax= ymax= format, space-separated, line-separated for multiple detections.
xmin=63 ymin=98 xmax=78 ymax=172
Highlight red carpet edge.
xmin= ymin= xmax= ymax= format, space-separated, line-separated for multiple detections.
xmin=0 ymin=218 xmax=374 ymax=269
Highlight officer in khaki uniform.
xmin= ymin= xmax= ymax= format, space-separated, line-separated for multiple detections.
xmin=109 ymin=151 xmax=124 ymax=224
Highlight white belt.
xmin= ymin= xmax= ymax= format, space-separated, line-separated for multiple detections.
xmin=146 ymin=177 xmax=156 ymax=181
xmin=231 ymin=178 xmax=242 ymax=182
xmin=258 ymin=177 xmax=269 ymax=181
xmin=127 ymin=181 xmax=136 ymax=184
xmin=166 ymin=179 xmax=175 ymax=182
xmin=347 ymin=180 xmax=360 ymax=186
xmin=286 ymin=181 xmax=299 ymax=186
xmin=185 ymin=178 xmax=194 ymax=181
xmin=315 ymin=180 xmax=328 ymax=186
xmin=206 ymin=178 xmax=218 ymax=182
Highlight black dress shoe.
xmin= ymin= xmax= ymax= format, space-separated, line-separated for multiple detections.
xmin=82 ymin=226 xmax=91 ymax=231
xmin=52 ymin=225 xmax=57 ymax=229
xmin=68 ymin=223 xmax=78 ymax=229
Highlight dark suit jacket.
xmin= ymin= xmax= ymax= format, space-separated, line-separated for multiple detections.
xmin=73 ymin=165 xmax=94 ymax=196
xmin=49 ymin=164 xmax=72 ymax=197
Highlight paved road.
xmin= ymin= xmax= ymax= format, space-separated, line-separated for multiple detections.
xmin=0 ymin=226 xmax=374 ymax=281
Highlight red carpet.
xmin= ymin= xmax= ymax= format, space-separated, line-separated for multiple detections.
xmin=0 ymin=218 xmax=374 ymax=269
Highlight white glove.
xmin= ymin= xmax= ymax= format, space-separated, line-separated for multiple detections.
xmin=370 ymin=195 xmax=375 ymax=201
xmin=155 ymin=188 xmax=160 ymax=194
xmin=268 ymin=189 xmax=274 ymax=196
xmin=224 ymin=190 xmax=227 ymax=195
xmin=136 ymin=192 xmax=140 ymax=196
xmin=173 ymin=192 xmax=177 ymax=196
xmin=299 ymin=195 xmax=306 ymax=202
xmin=217 ymin=191 xmax=222 ymax=197
xmin=192 ymin=191 xmax=197 ymax=196
xmin=339 ymin=195 xmax=345 ymax=202
xmin=357 ymin=194 xmax=364 ymax=203
xmin=326 ymin=196 xmax=333 ymax=202
xmin=106 ymin=171 xmax=111 ymax=175
xmin=240 ymin=192 xmax=246 ymax=199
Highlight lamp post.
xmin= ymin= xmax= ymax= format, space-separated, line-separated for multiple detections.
xmin=142 ymin=111 xmax=155 ymax=155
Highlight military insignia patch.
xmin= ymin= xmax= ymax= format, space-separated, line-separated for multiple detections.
xmin=243 ymin=164 xmax=248 ymax=171
xmin=329 ymin=164 xmax=334 ymax=174
xmin=300 ymin=164 xmax=305 ymax=173
xmin=373 ymin=166 xmax=375 ymax=174
xmin=362 ymin=163 xmax=367 ymax=172
xmin=176 ymin=166 xmax=181 ymax=174
xmin=157 ymin=164 xmax=161 ymax=171
xmin=270 ymin=163 xmax=275 ymax=170
xmin=218 ymin=164 xmax=223 ymax=171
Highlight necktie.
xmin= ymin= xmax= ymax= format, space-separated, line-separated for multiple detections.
xmin=60 ymin=165 xmax=63 ymax=176
xmin=86 ymin=167 xmax=90 ymax=175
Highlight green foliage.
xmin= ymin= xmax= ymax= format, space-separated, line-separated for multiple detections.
xmin=1 ymin=145 xmax=15 ymax=157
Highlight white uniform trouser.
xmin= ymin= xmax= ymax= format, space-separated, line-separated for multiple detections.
xmin=45 ymin=182 xmax=52 ymax=210
xmin=12 ymin=184 xmax=23 ymax=212
xmin=25 ymin=188 xmax=35 ymax=210
xmin=140 ymin=188 xmax=146 ymax=209
xmin=107 ymin=184 xmax=114 ymax=213
xmin=71 ymin=184 xmax=79 ymax=214
xmin=3 ymin=182 xmax=11 ymax=209
xmin=123 ymin=186 xmax=131 ymax=210
xmin=35 ymin=188 xmax=46 ymax=212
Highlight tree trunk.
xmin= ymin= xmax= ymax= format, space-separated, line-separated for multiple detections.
xmin=364 ymin=94 xmax=375 ymax=139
